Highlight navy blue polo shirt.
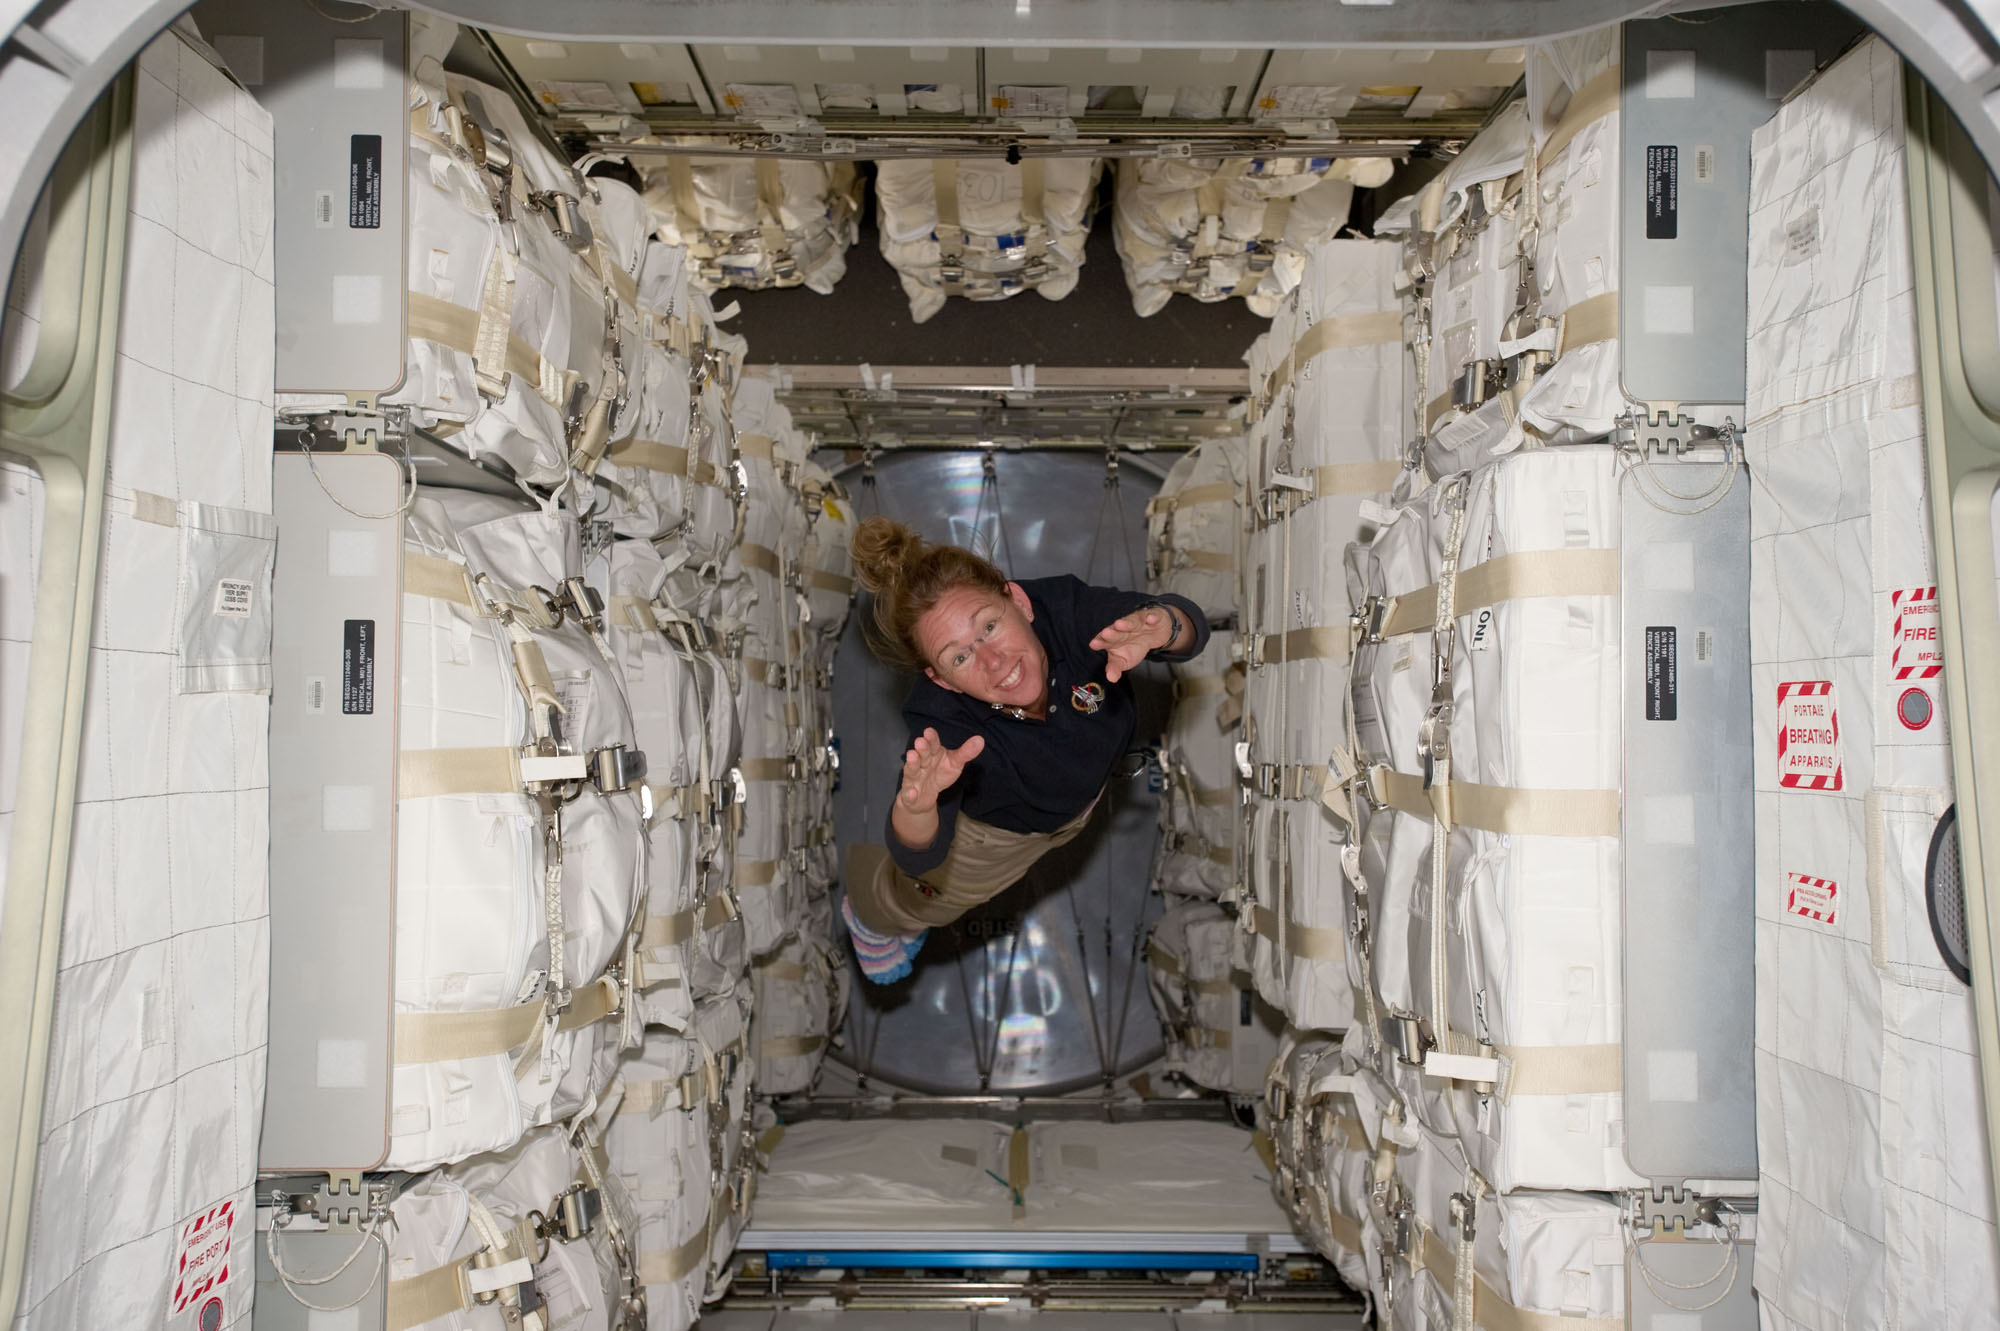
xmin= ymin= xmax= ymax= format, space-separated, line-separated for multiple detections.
xmin=886 ymin=575 xmax=1209 ymax=877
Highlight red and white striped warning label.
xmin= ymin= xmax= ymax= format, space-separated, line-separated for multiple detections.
xmin=1890 ymin=586 xmax=1943 ymax=680
xmin=1786 ymin=872 xmax=1838 ymax=925
xmin=1777 ymin=680 xmax=1844 ymax=791
xmin=170 ymin=1199 xmax=234 ymax=1318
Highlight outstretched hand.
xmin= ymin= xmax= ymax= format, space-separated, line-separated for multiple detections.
xmin=898 ymin=728 xmax=985 ymax=812
xmin=1089 ymin=606 xmax=1177 ymax=683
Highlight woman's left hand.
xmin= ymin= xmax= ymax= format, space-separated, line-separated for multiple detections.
xmin=1090 ymin=606 xmax=1176 ymax=683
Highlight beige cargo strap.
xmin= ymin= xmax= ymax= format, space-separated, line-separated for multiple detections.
xmin=641 ymin=891 xmax=738 ymax=949
xmin=1258 ymin=194 xmax=1293 ymax=248
xmin=1255 ymin=624 xmax=1350 ymax=666
xmin=759 ymin=957 xmax=809 ymax=982
xmin=1185 ymin=1024 xmax=1232 ymax=1050
xmin=1555 ymin=290 xmax=1618 ymax=356
xmin=619 ymin=1066 xmax=707 ymax=1116
xmin=932 ymin=159 xmax=965 ymax=288
xmin=1368 ymin=766 xmax=1618 ymax=839
xmin=636 ymin=1226 xmax=709 ymax=1286
xmin=606 ymin=436 xmax=691 ymax=478
xmin=406 ymin=288 xmax=568 ymax=408
xmin=1326 ymin=1206 xmax=1365 ymax=1255
xmin=1375 ymin=547 xmax=1621 ymax=639
xmin=736 ymin=858 xmax=779 ymax=888
xmin=1497 ymin=1042 xmax=1622 ymax=1101
xmin=1190 ymin=781 xmax=1233 ymax=807
xmin=584 ymin=238 xmax=641 ymax=311
xmin=1172 ymin=672 xmax=1226 ymax=698
xmin=1182 ymin=549 xmax=1234 ymax=571
xmin=1306 ymin=460 xmax=1405 ymax=499
xmin=1147 ymin=481 xmax=1238 ymax=515
xmin=614 ymin=596 xmax=663 ymax=634
xmin=1251 ymin=904 xmax=1345 ymax=962
xmin=394 ymin=973 xmax=623 ymax=1065
xmin=807 ymin=565 xmax=854 ymax=595
xmin=1146 ymin=941 xmax=1234 ymax=995
xmin=737 ymin=756 xmax=793 ymax=782
xmin=762 ymin=1033 xmax=827 ymax=1059
xmin=1018 ymin=156 xmax=1046 ymax=231
xmin=398 ymin=746 xmax=530 ymax=799
xmin=1204 ymin=842 xmax=1232 ymax=867
xmin=739 ymin=541 xmax=782 ymax=579
xmin=752 ymin=157 xmax=792 ymax=256
xmin=735 ymin=431 xmax=776 ymax=463
xmin=1258 ymin=308 xmax=1404 ymax=406
xmin=663 ymin=157 xmax=702 ymax=235
xmin=1414 ymin=1217 xmax=1620 ymax=1331
xmin=387 ymin=1257 xmax=481 ymax=1330
xmin=1537 ymin=66 xmax=1621 ymax=170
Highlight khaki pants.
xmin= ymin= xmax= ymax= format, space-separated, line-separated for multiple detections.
xmin=845 ymin=796 xmax=1100 ymax=934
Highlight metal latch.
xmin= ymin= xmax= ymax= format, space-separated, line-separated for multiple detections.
xmin=1391 ymin=1015 xmax=1431 ymax=1067
xmin=291 ymin=406 xmax=411 ymax=453
xmin=588 ymin=744 xmax=645 ymax=794
xmin=261 ymin=1174 xmax=392 ymax=1235
xmin=1452 ymin=358 xmax=1502 ymax=411
xmin=1630 ymin=1184 xmax=1721 ymax=1237
xmin=533 ymin=1184 xmax=602 ymax=1245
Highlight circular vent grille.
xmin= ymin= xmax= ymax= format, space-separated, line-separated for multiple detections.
xmin=1927 ymin=804 xmax=1972 ymax=985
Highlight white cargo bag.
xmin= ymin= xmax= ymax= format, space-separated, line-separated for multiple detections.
xmin=874 ymin=157 xmax=1101 ymax=322
xmin=386 ymin=73 xmax=586 ymax=488
xmin=1748 ymin=36 xmax=2000 ymax=1329
xmin=604 ymin=1028 xmax=713 ymax=1331
xmin=1145 ymin=435 xmax=1245 ymax=623
xmin=1154 ymin=633 xmax=1242 ymax=900
xmin=642 ymin=151 xmax=860 ymax=293
xmin=751 ymin=930 xmax=849 ymax=1094
xmin=1371 ymin=449 xmax=1637 ymax=1193
xmin=378 ymin=1125 xmax=632 ymax=1330
xmin=1146 ymin=899 xmax=1250 ymax=1091
xmin=389 ymin=493 xmax=644 ymax=1171
xmin=1264 ymin=1034 xmax=1375 ymax=1295
xmin=1113 ymin=155 xmax=1391 ymax=316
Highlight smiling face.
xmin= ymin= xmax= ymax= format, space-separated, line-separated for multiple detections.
xmin=917 ymin=581 xmax=1049 ymax=710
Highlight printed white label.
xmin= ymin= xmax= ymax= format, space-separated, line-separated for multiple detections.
xmin=313 ymin=190 xmax=336 ymax=229
xmin=1467 ymin=606 xmax=1494 ymax=650
xmin=213 ymin=579 xmax=254 ymax=618
xmin=304 ymin=675 xmax=327 ymax=715
xmin=1693 ymin=628 xmax=1715 ymax=664
xmin=1692 ymin=144 xmax=1716 ymax=182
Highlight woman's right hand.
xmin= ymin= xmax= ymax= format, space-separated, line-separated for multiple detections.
xmin=898 ymin=728 xmax=985 ymax=812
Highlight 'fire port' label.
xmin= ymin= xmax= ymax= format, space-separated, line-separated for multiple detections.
xmin=1776 ymin=679 xmax=1843 ymax=791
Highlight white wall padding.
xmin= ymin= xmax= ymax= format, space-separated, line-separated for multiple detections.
xmin=1112 ymin=155 xmax=1391 ymax=317
xmin=1747 ymin=36 xmax=2000 ymax=1329
xmin=641 ymin=151 xmax=860 ymax=294
xmin=14 ymin=27 xmax=274 ymax=1329
xmin=874 ymin=157 xmax=1101 ymax=323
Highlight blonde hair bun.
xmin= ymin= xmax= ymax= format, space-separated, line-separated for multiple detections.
xmin=852 ymin=515 xmax=922 ymax=595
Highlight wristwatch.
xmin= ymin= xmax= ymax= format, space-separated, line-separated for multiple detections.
xmin=1139 ymin=601 xmax=1185 ymax=656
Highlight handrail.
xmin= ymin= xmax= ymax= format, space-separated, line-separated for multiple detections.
xmin=0 ymin=73 xmax=133 ymax=1327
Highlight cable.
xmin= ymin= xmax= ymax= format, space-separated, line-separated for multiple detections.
xmin=1627 ymin=1207 xmax=1744 ymax=1312
xmin=302 ymin=0 xmax=386 ymax=22
xmin=293 ymin=419 xmax=420 ymax=522
xmin=265 ymin=1211 xmax=391 ymax=1313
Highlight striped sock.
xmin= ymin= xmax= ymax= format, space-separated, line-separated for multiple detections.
xmin=842 ymin=896 xmax=926 ymax=984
